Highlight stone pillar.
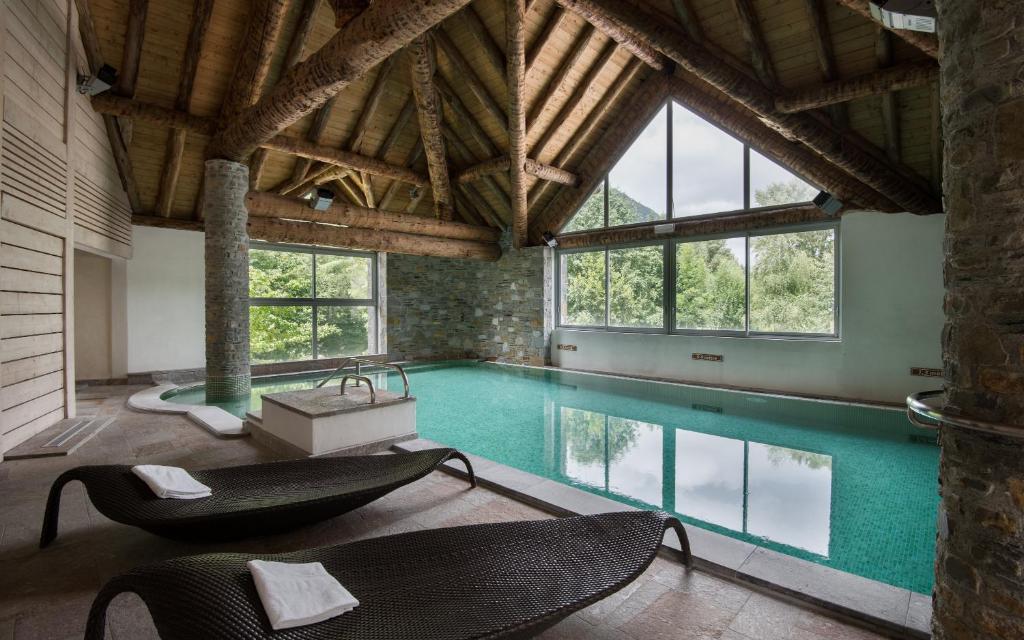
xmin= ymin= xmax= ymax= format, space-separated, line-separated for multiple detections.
xmin=934 ymin=2 xmax=1024 ymax=639
xmin=203 ymin=159 xmax=251 ymax=402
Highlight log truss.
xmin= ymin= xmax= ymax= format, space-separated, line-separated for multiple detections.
xmin=87 ymin=0 xmax=945 ymax=257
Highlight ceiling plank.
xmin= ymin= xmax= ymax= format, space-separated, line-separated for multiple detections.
xmin=410 ymin=35 xmax=454 ymax=220
xmin=527 ymin=24 xmax=598 ymax=129
xmin=832 ymin=0 xmax=939 ymax=58
xmin=508 ymin=0 xmax=528 ymax=248
xmin=555 ymin=0 xmax=941 ymax=214
xmin=209 ymin=0 xmax=474 ymax=161
xmin=553 ymin=0 xmax=666 ymax=70
xmin=154 ymin=0 xmax=213 ymax=216
xmin=456 ymin=6 xmax=505 ymax=79
xmin=729 ymin=0 xmax=777 ymax=87
xmin=526 ymin=5 xmax=568 ymax=74
xmin=798 ymin=0 xmax=846 ymax=126
xmin=775 ymin=60 xmax=937 ymax=113
xmin=433 ymin=28 xmax=507 ymax=129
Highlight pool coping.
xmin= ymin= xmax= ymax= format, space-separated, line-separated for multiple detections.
xmin=127 ymin=385 xmax=247 ymax=438
xmin=393 ymin=437 xmax=932 ymax=640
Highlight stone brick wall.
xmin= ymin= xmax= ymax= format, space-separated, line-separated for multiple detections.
xmin=387 ymin=233 xmax=552 ymax=365
xmin=934 ymin=1 xmax=1024 ymax=639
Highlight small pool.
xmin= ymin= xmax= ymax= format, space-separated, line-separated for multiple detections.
xmin=164 ymin=360 xmax=939 ymax=594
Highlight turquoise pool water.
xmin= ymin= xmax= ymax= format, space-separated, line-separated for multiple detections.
xmin=165 ymin=361 xmax=939 ymax=594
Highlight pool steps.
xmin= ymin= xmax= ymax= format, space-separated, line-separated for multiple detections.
xmin=127 ymin=385 xmax=247 ymax=438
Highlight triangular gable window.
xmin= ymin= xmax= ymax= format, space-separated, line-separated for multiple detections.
xmin=561 ymin=100 xmax=819 ymax=233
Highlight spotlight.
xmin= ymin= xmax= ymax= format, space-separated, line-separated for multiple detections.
xmin=542 ymin=231 xmax=559 ymax=248
xmin=868 ymin=1 xmax=936 ymax=33
xmin=309 ymin=187 xmax=334 ymax=211
xmin=408 ymin=186 xmax=421 ymax=199
xmin=813 ymin=191 xmax=844 ymax=216
xmin=76 ymin=64 xmax=117 ymax=96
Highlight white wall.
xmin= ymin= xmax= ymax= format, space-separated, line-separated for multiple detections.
xmin=125 ymin=226 xmax=205 ymax=373
xmin=551 ymin=212 xmax=946 ymax=404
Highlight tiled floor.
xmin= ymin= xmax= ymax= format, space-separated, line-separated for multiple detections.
xmin=0 ymin=386 xmax=887 ymax=640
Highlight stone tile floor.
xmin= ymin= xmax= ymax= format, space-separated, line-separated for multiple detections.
xmin=0 ymin=386 xmax=887 ymax=640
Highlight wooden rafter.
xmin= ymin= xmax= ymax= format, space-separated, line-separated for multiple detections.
xmin=775 ymin=60 xmax=937 ymax=113
xmin=875 ymin=28 xmax=901 ymax=163
xmin=410 ymin=35 xmax=454 ymax=220
xmin=527 ymin=24 xmax=598 ymax=129
xmin=325 ymin=0 xmax=370 ymax=27
xmin=456 ymin=156 xmax=578 ymax=186
xmin=554 ymin=0 xmax=941 ymax=214
xmin=433 ymin=28 xmax=506 ymax=128
xmin=526 ymin=5 xmax=568 ymax=74
xmin=799 ymin=0 xmax=846 ymax=126
xmin=219 ymin=0 xmax=290 ymax=124
xmin=379 ymin=140 xmax=424 ymax=210
xmin=669 ymin=0 xmax=703 ymax=41
xmin=553 ymin=0 xmax=666 ymax=71
xmin=507 ymin=0 xmax=528 ymax=248
xmin=832 ymin=0 xmax=938 ymax=59
xmin=278 ymin=97 xmax=337 ymax=193
xmin=729 ymin=0 xmax=776 ymax=87
xmin=456 ymin=6 xmax=505 ymax=78
xmin=209 ymin=0 xmax=474 ymax=161
xmin=441 ymin=126 xmax=508 ymax=229
xmin=114 ymin=0 xmax=148 ymax=98
xmin=442 ymin=123 xmax=512 ymax=223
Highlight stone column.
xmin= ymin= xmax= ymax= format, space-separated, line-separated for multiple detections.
xmin=934 ymin=2 xmax=1024 ymax=639
xmin=203 ymin=159 xmax=251 ymax=402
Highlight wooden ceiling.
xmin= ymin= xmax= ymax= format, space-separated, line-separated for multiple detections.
xmin=84 ymin=0 xmax=942 ymax=248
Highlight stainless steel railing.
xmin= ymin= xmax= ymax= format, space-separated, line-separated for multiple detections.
xmin=339 ymin=375 xmax=376 ymax=403
xmin=316 ymin=355 xmax=410 ymax=398
xmin=907 ymin=389 xmax=1024 ymax=439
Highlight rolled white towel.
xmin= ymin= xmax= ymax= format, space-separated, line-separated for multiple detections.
xmin=131 ymin=465 xmax=212 ymax=499
xmin=248 ymin=560 xmax=359 ymax=630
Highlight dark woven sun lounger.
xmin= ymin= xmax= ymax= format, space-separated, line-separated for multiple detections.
xmin=41 ymin=448 xmax=474 ymax=547
xmin=85 ymin=510 xmax=691 ymax=640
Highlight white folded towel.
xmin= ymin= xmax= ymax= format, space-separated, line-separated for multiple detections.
xmin=248 ymin=560 xmax=359 ymax=630
xmin=131 ymin=465 xmax=212 ymax=499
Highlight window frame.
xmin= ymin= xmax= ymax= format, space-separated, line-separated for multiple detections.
xmin=249 ymin=242 xmax=380 ymax=361
xmin=555 ymin=221 xmax=841 ymax=340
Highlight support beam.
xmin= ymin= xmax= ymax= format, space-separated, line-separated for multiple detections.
xmin=114 ymin=0 xmax=148 ymax=98
xmin=433 ymin=28 xmax=506 ymax=127
xmin=553 ymin=0 xmax=941 ymax=214
xmin=155 ymin=0 xmax=213 ymax=216
xmin=246 ymin=192 xmax=500 ymax=242
xmin=325 ymin=0 xmax=369 ymax=27
xmin=799 ymin=0 xmax=846 ymax=126
xmin=526 ymin=5 xmax=568 ymax=74
xmin=218 ymin=0 xmax=290 ymax=124
xmin=833 ymin=0 xmax=938 ymax=58
xmin=209 ymin=0 xmax=473 ymax=161
xmin=556 ymin=205 xmax=832 ymax=249
xmin=278 ymin=96 xmax=337 ymax=193
xmin=456 ymin=156 xmax=579 ymax=186
xmin=507 ymin=0 xmax=528 ymax=248
xmin=527 ymin=24 xmax=597 ymax=128
xmin=89 ymin=95 xmax=431 ymax=186
xmin=554 ymin=0 xmax=666 ymax=71
xmin=248 ymin=217 xmax=501 ymax=260
xmin=456 ymin=6 xmax=505 ymax=78
xmin=875 ymin=28 xmax=901 ymax=163
xmin=409 ymin=36 xmax=454 ymax=219
xmin=443 ymin=124 xmax=512 ymax=224
xmin=379 ymin=140 xmax=424 ymax=210
xmin=669 ymin=0 xmax=703 ymax=41
xmin=775 ymin=60 xmax=937 ymax=113
xmin=729 ymin=0 xmax=776 ymax=86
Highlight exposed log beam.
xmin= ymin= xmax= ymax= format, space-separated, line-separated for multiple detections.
xmin=114 ymin=0 xmax=148 ymax=98
xmin=246 ymin=192 xmax=500 ymax=242
xmin=218 ymin=0 xmax=290 ymax=124
xmin=529 ymin=38 xmax=617 ymax=158
xmin=441 ymin=128 xmax=507 ymax=230
xmin=669 ymin=0 xmax=703 ymax=41
xmin=325 ymin=0 xmax=369 ymax=27
xmin=875 ymin=28 xmax=901 ymax=163
xmin=456 ymin=156 xmax=579 ymax=186
xmin=433 ymin=28 xmax=506 ymax=128
xmin=90 ymin=95 xmax=431 ymax=187
xmin=553 ymin=0 xmax=666 ymax=71
xmin=775 ymin=60 xmax=937 ymax=113
xmin=285 ymin=165 xmax=351 ymax=199
xmin=556 ymin=205 xmax=833 ymax=249
xmin=555 ymin=0 xmax=941 ymax=214
xmin=508 ymin=0 xmax=528 ymax=248
xmin=278 ymin=96 xmax=337 ymax=193
xmin=527 ymin=24 xmax=598 ymax=129
xmin=456 ymin=6 xmax=505 ymax=78
xmin=249 ymin=217 xmax=500 ymax=260
xmin=799 ymin=0 xmax=846 ymax=126
xmin=729 ymin=0 xmax=777 ymax=87
xmin=526 ymin=5 xmax=568 ymax=74
xmin=155 ymin=0 xmax=213 ymax=216
xmin=410 ymin=36 xmax=454 ymax=219
xmin=379 ymin=140 xmax=424 ymax=210
xmin=832 ymin=0 xmax=938 ymax=59
xmin=376 ymin=95 xmax=416 ymax=160
xmin=209 ymin=0 xmax=473 ymax=161
xmin=442 ymin=124 xmax=512 ymax=225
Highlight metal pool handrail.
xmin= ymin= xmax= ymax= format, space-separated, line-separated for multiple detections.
xmin=339 ymin=375 xmax=376 ymax=403
xmin=316 ymin=356 xmax=410 ymax=398
xmin=907 ymin=389 xmax=1024 ymax=440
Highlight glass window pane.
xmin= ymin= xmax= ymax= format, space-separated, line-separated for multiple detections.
xmin=562 ymin=183 xmax=604 ymax=233
xmin=608 ymin=104 xmax=668 ymax=226
xmin=560 ymin=251 xmax=606 ymax=326
xmin=749 ymin=228 xmax=836 ymax=334
xmin=250 ymin=305 xmax=313 ymax=363
xmin=249 ymin=249 xmax=312 ymax=298
xmin=671 ymin=101 xmax=744 ymax=217
xmin=749 ymin=149 xmax=818 ymax=207
xmin=317 ymin=306 xmax=374 ymax=358
xmin=609 ymin=245 xmax=663 ymax=328
xmin=675 ymin=430 xmax=745 ymax=530
xmin=316 ymin=254 xmax=372 ymax=299
xmin=675 ymin=238 xmax=746 ymax=331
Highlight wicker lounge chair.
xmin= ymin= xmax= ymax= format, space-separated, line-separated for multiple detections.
xmin=84 ymin=510 xmax=691 ymax=640
xmin=40 ymin=448 xmax=475 ymax=547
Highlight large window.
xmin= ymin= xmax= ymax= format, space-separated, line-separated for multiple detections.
xmin=561 ymin=100 xmax=818 ymax=233
xmin=557 ymin=225 xmax=838 ymax=338
xmin=249 ymin=244 xmax=379 ymax=363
